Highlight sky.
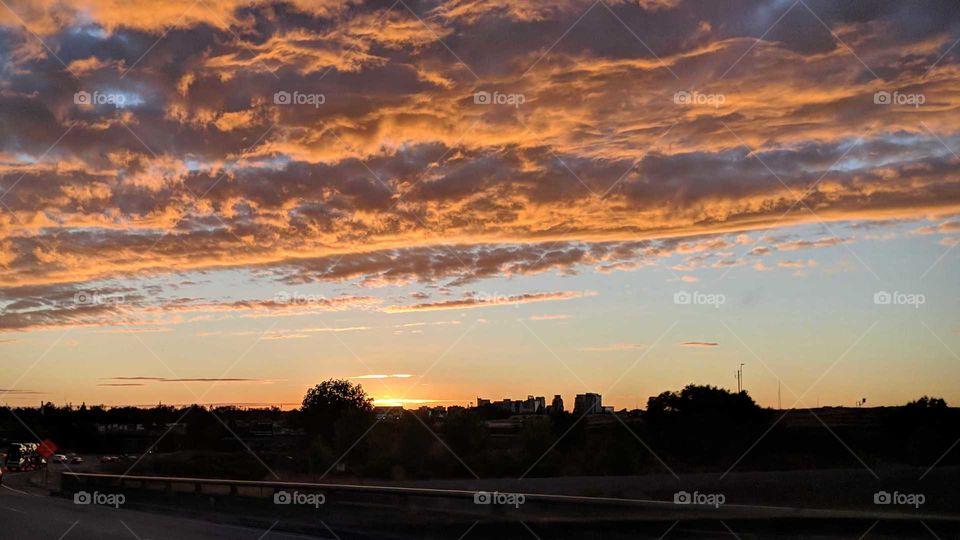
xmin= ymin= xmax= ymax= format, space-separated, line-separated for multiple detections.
xmin=0 ymin=0 xmax=959 ymax=410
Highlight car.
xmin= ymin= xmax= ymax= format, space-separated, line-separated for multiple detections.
xmin=70 ymin=456 xmax=84 ymax=464
xmin=52 ymin=454 xmax=68 ymax=464
xmin=99 ymin=456 xmax=119 ymax=463
xmin=0 ymin=466 xmax=4 ymax=485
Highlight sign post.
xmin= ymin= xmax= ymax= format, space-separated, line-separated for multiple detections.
xmin=38 ymin=439 xmax=57 ymax=487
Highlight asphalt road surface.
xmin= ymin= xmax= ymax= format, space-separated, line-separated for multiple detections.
xmin=4 ymin=466 xmax=959 ymax=540
xmin=0 ymin=481 xmax=329 ymax=540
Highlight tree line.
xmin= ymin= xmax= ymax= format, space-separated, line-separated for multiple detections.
xmin=1 ymin=381 xmax=957 ymax=479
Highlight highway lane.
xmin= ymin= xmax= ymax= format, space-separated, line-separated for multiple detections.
xmin=4 ymin=485 xmax=955 ymax=540
xmin=5 ymin=467 xmax=960 ymax=539
xmin=0 ymin=483 xmax=329 ymax=540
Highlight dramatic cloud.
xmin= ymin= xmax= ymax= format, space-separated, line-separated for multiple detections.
xmin=103 ymin=377 xmax=267 ymax=383
xmin=778 ymin=259 xmax=817 ymax=269
xmin=393 ymin=320 xmax=462 ymax=327
xmin=529 ymin=314 xmax=573 ymax=321
xmin=383 ymin=290 xmax=597 ymax=313
xmin=0 ymin=285 xmax=378 ymax=332
xmin=1 ymin=0 xmax=959 ymax=329
xmin=95 ymin=327 xmax=173 ymax=334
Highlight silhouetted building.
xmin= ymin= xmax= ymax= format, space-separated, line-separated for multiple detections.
xmin=374 ymin=406 xmax=403 ymax=421
xmin=550 ymin=395 xmax=564 ymax=413
xmin=521 ymin=395 xmax=546 ymax=414
xmin=476 ymin=395 xmax=546 ymax=414
xmin=574 ymin=393 xmax=602 ymax=415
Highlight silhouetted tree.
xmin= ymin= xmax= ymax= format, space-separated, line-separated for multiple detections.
xmin=300 ymin=379 xmax=373 ymax=440
xmin=646 ymin=384 xmax=760 ymax=420
xmin=185 ymin=405 xmax=225 ymax=449
xmin=645 ymin=384 xmax=766 ymax=463
xmin=889 ymin=396 xmax=955 ymax=464
xmin=905 ymin=396 xmax=947 ymax=410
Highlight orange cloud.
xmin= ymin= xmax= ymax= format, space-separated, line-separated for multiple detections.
xmin=680 ymin=341 xmax=719 ymax=347
xmin=383 ymin=290 xmax=598 ymax=313
xmin=0 ymin=0 xmax=959 ymax=324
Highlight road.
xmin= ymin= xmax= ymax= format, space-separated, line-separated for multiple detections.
xmin=0 ymin=478 xmax=329 ymax=540
xmin=4 ymin=466 xmax=960 ymax=539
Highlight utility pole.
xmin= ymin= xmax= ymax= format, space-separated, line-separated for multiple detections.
xmin=778 ymin=379 xmax=782 ymax=411
xmin=735 ymin=363 xmax=745 ymax=393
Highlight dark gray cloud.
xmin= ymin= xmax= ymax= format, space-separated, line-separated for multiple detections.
xmin=0 ymin=0 xmax=958 ymax=316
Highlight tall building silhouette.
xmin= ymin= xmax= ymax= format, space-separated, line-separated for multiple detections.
xmin=475 ymin=395 xmax=546 ymax=414
xmin=573 ymin=393 xmax=602 ymax=415
xmin=550 ymin=394 xmax=564 ymax=413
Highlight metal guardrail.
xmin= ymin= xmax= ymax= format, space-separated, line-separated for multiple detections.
xmin=58 ymin=472 xmax=960 ymax=523
xmin=62 ymin=471 xmax=703 ymax=525
xmin=61 ymin=471 xmax=677 ymax=506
